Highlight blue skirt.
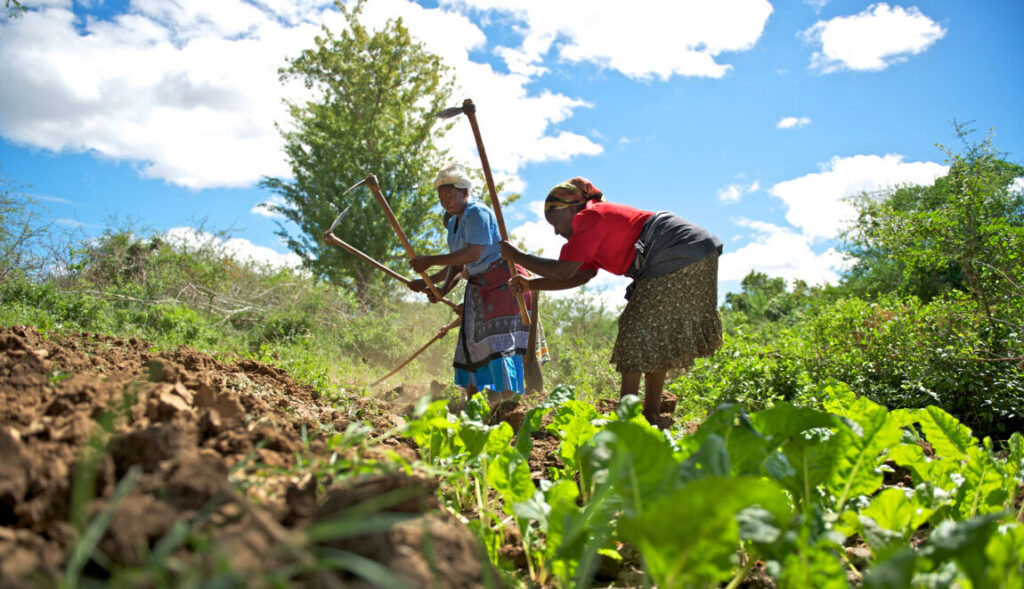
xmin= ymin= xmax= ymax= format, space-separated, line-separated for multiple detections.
xmin=454 ymin=355 xmax=525 ymax=394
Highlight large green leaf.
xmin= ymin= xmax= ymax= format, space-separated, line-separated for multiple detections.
xmin=456 ymin=419 xmax=489 ymax=460
xmin=512 ymin=477 xmax=617 ymax=587
xmin=693 ymin=404 xmax=771 ymax=476
xmin=886 ymin=442 xmax=931 ymax=484
xmin=826 ymin=396 xmax=904 ymax=510
xmin=859 ymin=487 xmax=936 ymax=548
xmin=547 ymin=400 xmax=600 ymax=472
xmin=917 ymin=405 xmax=977 ymax=460
xmin=887 ymin=442 xmax=962 ymax=499
xmin=862 ymin=547 xmax=918 ymax=589
xmin=582 ymin=421 xmax=678 ymax=514
xmin=751 ymin=404 xmax=840 ymax=508
xmin=484 ymin=422 xmax=514 ymax=458
xmin=982 ymin=523 xmax=1024 ymax=589
xmin=1005 ymin=432 xmax=1024 ymax=512
xmin=820 ymin=381 xmax=859 ymax=416
xmin=488 ymin=448 xmax=534 ymax=513
xmin=778 ymin=540 xmax=849 ymax=589
xmin=751 ymin=403 xmax=838 ymax=442
xmin=923 ymin=514 xmax=1004 ymax=589
xmin=1008 ymin=432 xmax=1024 ymax=482
xmin=618 ymin=476 xmax=790 ymax=589
xmin=679 ymin=433 xmax=731 ymax=480
xmin=514 ymin=386 xmax=574 ymax=457
xmin=955 ymin=444 xmax=1010 ymax=519
xmin=766 ymin=432 xmax=841 ymax=510
xmin=403 ymin=398 xmax=456 ymax=461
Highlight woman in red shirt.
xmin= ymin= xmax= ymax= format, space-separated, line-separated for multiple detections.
xmin=500 ymin=177 xmax=723 ymax=425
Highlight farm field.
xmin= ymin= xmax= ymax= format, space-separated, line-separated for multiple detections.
xmin=2 ymin=321 xmax=1022 ymax=588
xmin=3 ymin=1 xmax=1024 ymax=586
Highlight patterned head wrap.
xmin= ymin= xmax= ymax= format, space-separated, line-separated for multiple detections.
xmin=434 ymin=162 xmax=473 ymax=190
xmin=544 ymin=177 xmax=603 ymax=212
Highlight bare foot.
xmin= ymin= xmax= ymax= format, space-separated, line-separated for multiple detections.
xmin=647 ymin=413 xmax=674 ymax=430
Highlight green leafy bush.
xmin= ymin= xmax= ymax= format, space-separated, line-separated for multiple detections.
xmin=674 ymin=290 xmax=1023 ymax=438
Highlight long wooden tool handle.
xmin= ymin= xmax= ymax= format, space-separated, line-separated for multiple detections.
xmin=372 ymin=317 xmax=462 ymax=386
xmin=324 ymin=232 xmax=411 ymax=285
xmin=324 ymin=232 xmax=460 ymax=313
xmin=463 ymin=100 xmax=531 ymax=325
xmin=365 ymin=174 xmax=446 ymax=304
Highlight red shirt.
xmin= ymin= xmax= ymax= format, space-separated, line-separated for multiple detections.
xmin=558 ymin=201 xmax=653 ymax=275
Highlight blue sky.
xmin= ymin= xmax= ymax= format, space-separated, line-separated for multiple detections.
xmin=2 ymin=0 xmax=1022 ymax=304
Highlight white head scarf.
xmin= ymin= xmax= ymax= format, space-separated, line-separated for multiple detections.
xmin=433 ymin=162 xmax=472 ymax=190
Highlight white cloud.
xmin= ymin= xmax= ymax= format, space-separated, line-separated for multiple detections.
xmin=449 ymin=0 xmax=774 ymax=81
xmin=719 ymin=218 xmax=847 ymax=285
xmin=0 ymin=1 xmax=315 ymax=189
xmin=0 ymin=0 xmax=601 ymax=190
xmin=33 ymin=193 xmax=75 ymax=205
xmin=770 ymin=153 xmax=946 ymax=240
xmin=717 ymin=180 xmax=760 ymax=203
xmin=802 ymin=3 xmax=946 ymax=73
xmin=724 ymin=152 xmax=946 ymax=286
xmin=1010 ymin=177 xmax=1024 ymax=195
xmin=251 ymin=195 xmax=290 ymax=219
xmin=777 ymin=116 xmax=811 ymax=129
xmin=803 ymin=0 xmax=830 ymax=12
xmin=165 ymin=226 xmax=302 ymax=269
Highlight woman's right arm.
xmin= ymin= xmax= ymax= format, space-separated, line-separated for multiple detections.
xmin=509 ymin=267 xmax=596 ymax=294
xmin=499 ymin=241 xmax=584 ymax=281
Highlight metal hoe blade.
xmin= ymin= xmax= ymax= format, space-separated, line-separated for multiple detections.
xmin=327 ymin=205 xmax=350 ymax=234
xmin=341 ymin=177 xmax=368 ymax=196
xmin=436 ymin=106 xmax=464 ymax=119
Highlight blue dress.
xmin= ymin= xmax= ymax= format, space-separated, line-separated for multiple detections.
xmin=447 ymin=201 xmax=528 ymax=395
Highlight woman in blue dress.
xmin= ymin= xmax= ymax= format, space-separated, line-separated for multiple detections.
xmin=408 ymin=163 xmax=533 ymax=405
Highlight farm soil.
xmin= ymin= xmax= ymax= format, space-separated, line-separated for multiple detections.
xmin=0 ymin=326 xmax=499 ymax=587
xmin=0 ymin=325 xmax=750 ymax=588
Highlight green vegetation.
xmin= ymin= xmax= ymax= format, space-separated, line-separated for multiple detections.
xmin=406 ymin=386 xmax=1024 ymax=587
xmin=1 ymin=129 xmax=1021 ymax=586
xmin=0 ymin=221 xmax=460 ymax=394
xmin=0 ymin=167 xmax=52 ymax=280
xmin=675 ymin=129 xmax=1024 ymax=440
xmin=4 ymin=0 xmax=27 ymax=20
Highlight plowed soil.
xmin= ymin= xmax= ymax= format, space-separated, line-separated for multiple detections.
xmin=0 ymin=325 xmax=500 ymax=587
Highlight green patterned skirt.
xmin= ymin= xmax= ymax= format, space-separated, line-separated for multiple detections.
xmin=610 ymin=253 xmax=722 ymax=373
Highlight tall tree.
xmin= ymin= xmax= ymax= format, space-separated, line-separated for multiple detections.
xmin=0 ymin=167 xmax=50 ymax=281
xmin=841 ymin=125 xmax=1024 ymax=309
xmin=260 ymin=0 xmax=454 ymax=302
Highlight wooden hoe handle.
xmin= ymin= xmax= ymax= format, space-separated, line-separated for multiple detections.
xmin=461 ymin=99 xmax=531 ymax=325
xmin=372 ymin=317 xmax=462 ymax=386
xmin=323 ymin=232 xmax=460 ymax=313
xmin=365 ymin=174 xmax=447 ymax=304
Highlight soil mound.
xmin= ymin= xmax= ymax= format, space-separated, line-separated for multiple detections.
xmin=0 ymin=326 xmax=493 ymax=587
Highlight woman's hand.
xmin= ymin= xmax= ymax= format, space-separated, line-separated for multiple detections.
xmin=408 ymin=278 xmax=426 ymax=292
xmin=410 ymin=255 xmax=432 ymax=273
xmin=499 ymin=240 xmax=523 ymax=264
xmin=507 ymin=275 xmax=532 ymax=295
xmin=425 ymin=284 xmax=447 ymax=303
